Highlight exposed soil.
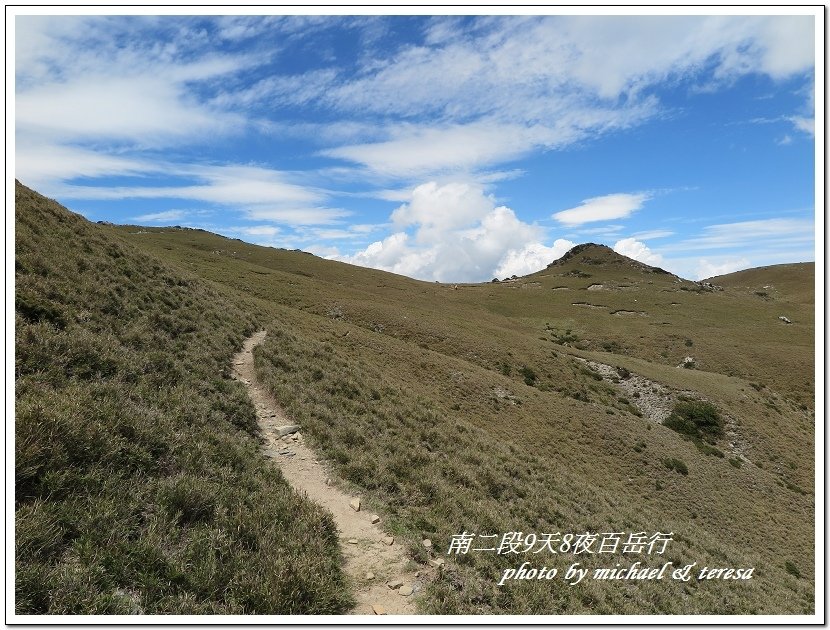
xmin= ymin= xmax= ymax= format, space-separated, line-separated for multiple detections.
xmin=232 ymin=331 xmax=428 ymax=615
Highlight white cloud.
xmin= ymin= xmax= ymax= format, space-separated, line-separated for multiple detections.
xmin=242 ymin=206 xmax=350 ymax=226
xmin=647 ymin=218 xmax=814 ymax=280
xmin=553 ymin=193 xmax=651 ymax=226
xmin=15 ymin=143 xmax=152 ymax=193
xmin=789 ymin=116 xmax=815 ymax=136
xmin=494 ymin=239 xmax=576 ymax=279
xmin=228 ymin=225 xmax=281 ymax=237
xmin=613 ymin=238 xmax=664 ymax=267
xmin=391 ymin=181 xmax=495 ymax=236
xmin=321 ymin=16 xmax=813 ymax=121
xmin=50 ymin=163 xmax=344 ymax=226
xmin=631 ymin=229 xmax=675 ymax=240
xmin=322 ymin=123 xmax=545 ymax=179
xmin=334 ymin=180 xmax=559 ymax=282
xmin=17 ymin=75 xmax=242 ymax=145
xmin=16 ymin=18 xmax=250 ymax=148
xmin=670 ymin=218 xmax=814 ymax=252
xmin=133 ymin=209 xmax=188 ymax=223
xmin=67 ymin=165 xmax=322 ymax=207
xmin=695 ymin=257 xmax=752 ymax=280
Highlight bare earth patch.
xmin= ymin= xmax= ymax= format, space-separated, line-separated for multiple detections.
xmin=232 ymin=331 xmax=427 ymax=615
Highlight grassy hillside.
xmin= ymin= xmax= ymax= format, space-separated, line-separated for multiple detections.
xmin=15 ymin=182 xmax=352 ymax=614
xmin=16 ymin=181 xmax=815 ymax=615
xmin=110 ymin=224 xmax=814 ymax=614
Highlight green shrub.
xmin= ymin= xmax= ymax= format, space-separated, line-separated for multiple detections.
xmin=663 ymin=458 xmax=689 ymax=475
xmin=519 ymin=365 xmax=537 ymax=385
xmin=664 ymin=400 xmax=724 ymax=442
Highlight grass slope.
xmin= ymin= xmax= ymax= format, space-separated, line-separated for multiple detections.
xmin=109 ymin=224 xmax=815 ymax=614
xmin=15 ymin=182 xmax=352 ymax=614
xmin=15 ymin=181 xmax=815 ymax=615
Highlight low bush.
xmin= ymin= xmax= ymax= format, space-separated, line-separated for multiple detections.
xmin=663 ymin=400 xmax=724 ymax=442
xmin=663 ymin=458 xmax=689 ymax=475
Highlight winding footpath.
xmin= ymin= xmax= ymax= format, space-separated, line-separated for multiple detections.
xmin=231 ymin=331 xmax=426 ymax=615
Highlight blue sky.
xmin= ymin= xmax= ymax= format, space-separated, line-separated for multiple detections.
xmin=14 ymin=12 xmax=817 ymax=281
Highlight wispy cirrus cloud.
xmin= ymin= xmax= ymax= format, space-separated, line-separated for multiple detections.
xmin=670 ymin=218 xmax=814 ymax=252
xmin=55 ymin=163 xmax=345 ymax=226
xmin=133 ymin=209 xmax=190 ymax=223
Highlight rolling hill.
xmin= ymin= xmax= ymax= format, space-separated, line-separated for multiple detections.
xmin=15 ymin=181 xmax=815 ymax=615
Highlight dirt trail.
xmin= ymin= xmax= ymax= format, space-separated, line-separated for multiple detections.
xmin=232 ymin=331 xmax=425 ymax=616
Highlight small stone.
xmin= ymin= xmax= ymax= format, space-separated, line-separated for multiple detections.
xmin=347 ymin=538 xmax=358 ymax=545
xmin=398 ymin=585 xmax=413 ymax=597
xmin=371 ymin=604 xmax=386 ymax=615
xmin=325 ymin=478 xmax=332 ymax=486
xmin=429 ymin=558 xmax=445 ymax=568
xmin=349 ymin=498 xmax=361 ymax=512
xmin=276 ymin=425 xmax=300 ymax=436
xmin=365 ymin=572 xmax=375 ymax=580
xmin=382 ymin=536 xmax=394 ymax=546
xmin=387 ymin=578 xmax=404 ymax=589
xmin=370 ymin=514 xmax=380 ymax=524
xmin=422 ymin=539 xmax=432 ymax=549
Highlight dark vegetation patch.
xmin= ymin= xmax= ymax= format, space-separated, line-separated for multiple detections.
xmin=663 ymin=401 xmax=724 ymax=442
xmin=663 ymin=400 xmax=728 ymax=458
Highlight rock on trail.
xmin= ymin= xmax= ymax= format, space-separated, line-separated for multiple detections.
xmin=231 ymin=331 xmax=425 ymax=615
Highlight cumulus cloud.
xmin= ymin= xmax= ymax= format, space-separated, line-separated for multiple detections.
xmin=391 ymin=181 xmax=495 ymax=236
xmin=494 ymin=240 xmax=576 ymax=279
xmin=613 ymin=238 xmax=664 ymax=266
xmin=333 ymin=181 xmax=567 ymax=282
xmin=553 ymin=193 xmax=651 ymax=226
